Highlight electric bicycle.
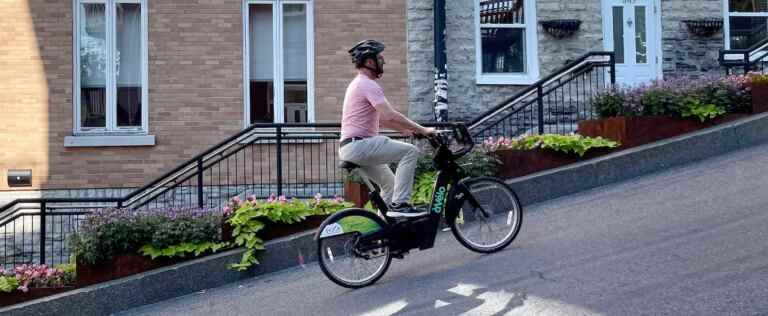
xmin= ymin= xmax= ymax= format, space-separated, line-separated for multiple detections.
xmin=315 ymin=123 xmax=523 ymax=288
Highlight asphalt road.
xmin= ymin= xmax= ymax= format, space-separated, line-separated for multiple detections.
xmin=120 ymin=143 xmax=768 ymax=316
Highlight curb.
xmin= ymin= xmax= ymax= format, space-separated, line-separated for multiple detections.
xmin=2 ymin=113 xmax=767 ymax=315
xmin=0 ymin=231 xmax=317 ymax=316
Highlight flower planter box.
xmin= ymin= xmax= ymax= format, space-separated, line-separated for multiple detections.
xmin=577 ymin=114 xmax=749 ymax=149
xmin=0 ymin=286 xmax=75 ymax=307
xmin=221 ymin=215 xmax=329 ymax=242
xmin=344 ymin=181 xmax=370 ymax=208
xmin=495 ymin=147 xmax=614 ymax=179
xmin=259 ymin=215 xmax=328 ymax=241
xmin=76 ymin=254 xmax=179 ymax=287
xmin=752 ymin=84 xmax=768 ymax=114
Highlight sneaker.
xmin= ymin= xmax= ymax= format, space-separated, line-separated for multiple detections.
xmin=386 ymin=202 xmax=428 ymax=218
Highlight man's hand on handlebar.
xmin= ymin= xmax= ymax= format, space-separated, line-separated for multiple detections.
xmin=420 ymin=127 xmax=436 ymax=136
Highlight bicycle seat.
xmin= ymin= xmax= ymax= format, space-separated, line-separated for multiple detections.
xmin=338 ymin=161 xmax=361 ymax=171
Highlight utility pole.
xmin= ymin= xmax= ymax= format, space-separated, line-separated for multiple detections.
xmin=433 ymin=0 xmax=448 ymax=122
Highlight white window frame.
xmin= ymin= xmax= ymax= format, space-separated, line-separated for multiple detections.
xmin=72 ymin=0 xmax=149 ymax=137
xmin=474 ymin=0 xmax=540 ymax=85
xmin=242 ymin=0 xmax=315 ymax=128
xmin=723 ymin=1 xmax=768 ymax=50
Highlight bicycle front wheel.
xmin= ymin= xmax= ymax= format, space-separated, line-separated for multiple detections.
xmin=450 ymin=177 xmax=523 ymax=253
xmin=317 ymin=209 xmax=392 ymax=288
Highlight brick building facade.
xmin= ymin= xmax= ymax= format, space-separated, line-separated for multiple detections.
xmin=0 ymin=0 xmax=409 ymax=202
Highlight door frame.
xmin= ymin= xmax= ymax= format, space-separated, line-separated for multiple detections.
xmin=601 ymin=0 xmax=663 ymax=83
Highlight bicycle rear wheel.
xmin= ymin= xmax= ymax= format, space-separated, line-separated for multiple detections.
xmin=317 ymin=209 xmax=392 ymax=288
xmin=450 ymin=177 xmax=523 ymax=253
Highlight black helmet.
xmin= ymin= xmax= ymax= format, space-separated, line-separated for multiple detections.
xmin=348 ymin=40 xmax=386 ymax=73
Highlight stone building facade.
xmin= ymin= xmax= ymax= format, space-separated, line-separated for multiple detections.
xmin=408 ymin=0 xmax=728 ymax=122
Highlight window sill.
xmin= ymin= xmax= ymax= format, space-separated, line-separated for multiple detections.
xmin=476 ymin=75 xmax=539 ymax=86
xmin=64 ymin=135 xmax=156 ymax=148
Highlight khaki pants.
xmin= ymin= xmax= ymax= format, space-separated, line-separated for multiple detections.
xmin=339 ymin=136 xmax=421 ymax=205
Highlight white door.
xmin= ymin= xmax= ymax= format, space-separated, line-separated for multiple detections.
xmin=602 ymin=0 xmax=660 ymax=87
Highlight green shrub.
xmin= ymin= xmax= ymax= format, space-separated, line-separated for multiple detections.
xmin=484 ymin=134 xmax=620 ymax=157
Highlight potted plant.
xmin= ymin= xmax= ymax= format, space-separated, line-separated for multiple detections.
xmin=579 ymin=75 xmax=752 ymax=148
xmin=0 ymin=264 xmax=76 ymax=306
xmin=485 ymin=134 xmax=619 ymax=179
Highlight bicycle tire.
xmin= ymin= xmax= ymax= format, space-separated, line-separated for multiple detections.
xmin=449 ymin=177 xmax=523 ymax=253
xmin=316 ymin=208 xmax=392 ymax=288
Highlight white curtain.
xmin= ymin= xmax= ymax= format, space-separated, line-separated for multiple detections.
xmin=116 ymin=3 xmax=142 ymax=87
xmin=283 ymin=4 xmax=307 ymax=81
xmin=250 ymin=4 xmax=274 ymax=81
xmin=80 ymin=3 xmax=106 ymax=87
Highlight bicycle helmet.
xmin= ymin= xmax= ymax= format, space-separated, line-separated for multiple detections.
xmin=348 ymin=39 xmax=386 ymax=77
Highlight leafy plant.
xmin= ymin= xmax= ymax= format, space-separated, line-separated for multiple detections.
xmin=748 ymin=72 xmax=768 ymax=86
xmin=411 ymin=170 xmax=437 ymax=206
xmin=0 ymin=264 xmax=74 ymax=293
xmin=139 ymin=241 xmax=230 ymax=260
xmin=70 ymin=207 xmax=226 ymax=265
xmin=225 ymin=194 xmax=353 ymax=271
xmin=0 ymin=276 xmax=19 ymax=293
xmin=309 ymin=193 xmax=354 ymax=215
xmin=485 ymin=134 xmax=620 ymax=157
xmin=591 ymin=89 xmax=629 ymax=117
xmin=680 ymin=97 xmax=726 ymax=122
xmin=593 ymin=75 xmax=753 ymax=118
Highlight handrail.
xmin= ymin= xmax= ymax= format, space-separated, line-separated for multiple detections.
xmin=719 ymin=37 xmax=768 ymax=72
xmin=0 ymin=123 xmax=458 ymax=217
xmin=468 ymin=51 xmax=614 ymax=130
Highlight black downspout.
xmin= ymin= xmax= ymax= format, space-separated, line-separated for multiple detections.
xmin=433 ymin=0 xmax=448 ymax=122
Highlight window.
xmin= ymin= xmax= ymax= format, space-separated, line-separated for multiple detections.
xmin=244 ymin=0 xmax=314 ymax=126
xmin=475 ymin=0 xmax=539 ymax=85
xmin=725 ymin=0 xmax=768 ymax=49
xmin=73 ymin=0 xmax=148 ymax=135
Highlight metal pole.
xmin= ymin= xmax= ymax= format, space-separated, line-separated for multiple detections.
xmin=39 ymin=201 xmax=46 ymax=265
xmin=197 ymin=158 xmax=204 ymax=208
xmin=609 ymin=52 xmax=616 ymax=85
xmin=537 ymin=84 xmax=544 ymax=135
xmin=276 ymin=126 xmax=283 ymax=197
xmin=433 ymin=0 xmax=448 ymax=122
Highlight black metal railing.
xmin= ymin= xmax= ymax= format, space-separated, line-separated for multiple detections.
xmin=468 ymin=51 xmax=616 ymax=141
xmin=719 ymin=37 xmax=768 ymax=75
xmin=0 ymin=124 xmax=454 ymax=268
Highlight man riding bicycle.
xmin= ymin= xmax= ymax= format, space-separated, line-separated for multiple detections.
xmin=339 ymin=39 xmax=435 ymax=218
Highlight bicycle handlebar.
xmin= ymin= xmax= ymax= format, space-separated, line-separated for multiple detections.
xmin=414 ymin=123 xmax=475 ymax=160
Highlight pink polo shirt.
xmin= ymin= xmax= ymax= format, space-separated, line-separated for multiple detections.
xmin=340 ymin=74 xmax=388 ymax=140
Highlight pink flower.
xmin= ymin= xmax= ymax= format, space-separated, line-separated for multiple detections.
xmin=223 ymin=206 xmax=232 ymax=215
xmin=247 ymin=195 xmax=256 ymax=202
xmin=278 ymin=195 xmax=287 ymax=203
xmin=18 ymin=285 xmax=28 ymax=293
xmin=267 ymin=193 xmax=276 ymax=203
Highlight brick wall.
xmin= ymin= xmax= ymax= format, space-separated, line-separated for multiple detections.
xmin=0 ymin=0 xmax=408 ymax=193
xmin=314 ymin=0 xmax=409 ymax=122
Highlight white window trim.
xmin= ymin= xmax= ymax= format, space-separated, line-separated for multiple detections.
xmin=474 ymin=0 xmax=540 ymax=85
xmin=64 ymin=135 xmax=155 ymax=147
xmin=723 ymin=1 xmax=768 ymax=50
xmin=72 ymin=0 xmax=150 ymax=137
xmin=242 ymin=0 xmax=315 ymax=128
